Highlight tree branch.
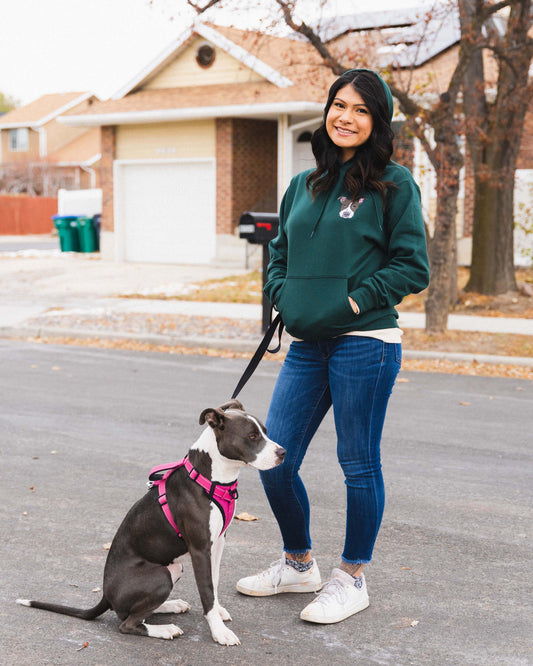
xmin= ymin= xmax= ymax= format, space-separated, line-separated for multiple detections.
xmin=186 ymin=0 xmax=222 ymax=14
xmin=275 ymin=0 xmax=346 ymax=74
xmin=482 ymin=0 xmax=511 ymax=18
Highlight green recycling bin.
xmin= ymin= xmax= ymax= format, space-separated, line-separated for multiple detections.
xmin=52 ymin=215 xmax=80 ymax=252
xmin=76 ymin=216 xmax=98 ymax=253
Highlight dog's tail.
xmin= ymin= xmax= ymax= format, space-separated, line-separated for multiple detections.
xmin=16 ymin=595 xmax=110 ymax=620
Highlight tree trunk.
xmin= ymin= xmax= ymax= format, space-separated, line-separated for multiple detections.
xmin=425 ymin=101 xmax=463 ymax=334
xmin=425 ymin=177 xmax=460 ymax=333
xmin=463 ymin=0 xmax=532 ymax=295
xmin=466 ymin=163 xmax=518 ymax=293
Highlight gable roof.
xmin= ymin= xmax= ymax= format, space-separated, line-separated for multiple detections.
xmin=59 ymin=22 xmax=330 ymax=127
xmin=112 ymin=21 xmax=296 ymax=99
xmin=0 ymin=92 xmax=94 ymax=129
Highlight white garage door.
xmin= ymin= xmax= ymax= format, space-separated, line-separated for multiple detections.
xmin=116 ymin=159 xmax=216 ymax=264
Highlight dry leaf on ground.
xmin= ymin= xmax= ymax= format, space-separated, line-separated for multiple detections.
xmin=235 ymin=512 xmax=259 ymax=521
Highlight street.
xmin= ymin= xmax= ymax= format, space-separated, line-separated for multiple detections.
xmin=1 ymin=339 xmax=531 ymax=665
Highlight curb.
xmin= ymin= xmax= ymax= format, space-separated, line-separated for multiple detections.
xmin=0 ymin=326 xmax=262 ymax=353
xmin=402 ymin=349 xmax=533 ymax=368
xmin=1 ymin=325 xmax=532 ymax=368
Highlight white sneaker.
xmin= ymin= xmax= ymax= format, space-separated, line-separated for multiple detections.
xmin=236 ymin=555 xmax=322 ymax=596
xmin=300 ymin=568 xmax=369 ymax=624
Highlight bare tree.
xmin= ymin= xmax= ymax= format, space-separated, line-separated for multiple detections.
xmin=0 ymin=160 xmax=77 ymax=196
xmin=461 ymin=0 xmax=533 ymax=295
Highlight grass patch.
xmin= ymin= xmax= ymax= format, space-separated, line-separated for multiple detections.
xmin=121 ymin=271 xmax=263 ymax=304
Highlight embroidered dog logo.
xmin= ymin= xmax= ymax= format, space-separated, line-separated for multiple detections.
xmin=338 ymin=196 xmax=365 ymax=219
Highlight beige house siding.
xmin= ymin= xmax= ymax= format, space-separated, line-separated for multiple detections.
xmin=1 ymin=128 xmax=40 ymax=162
xmin=144 ymin=37 xmax=264 ymax=90
xmin=115 ymin=120 xmax=216 ymax=160
xmin=1 ymin=132 xmax=9 ymax=161
xmin=44 ymin=119 xmax=88 ymax=157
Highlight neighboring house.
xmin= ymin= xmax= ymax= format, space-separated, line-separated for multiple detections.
xmin=0 ymin=92 xmax=101 ymax=196
xmin=59 ymin=10 xmax=533 ymax=265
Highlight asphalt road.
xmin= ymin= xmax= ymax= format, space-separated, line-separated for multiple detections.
xmin=1 ymin=339 xmax=531 ymax=665
xmin=0 ymin=237 xmax=59 ymax=252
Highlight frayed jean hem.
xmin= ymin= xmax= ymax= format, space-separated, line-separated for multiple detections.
xmin=284 ymin=547 xmax=312 ymax=556
xmin=341 ymin=557 xmax=371 ymax=565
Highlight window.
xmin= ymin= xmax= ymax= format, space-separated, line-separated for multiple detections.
xmin=9 ymin=128 xmax=29 ymax=152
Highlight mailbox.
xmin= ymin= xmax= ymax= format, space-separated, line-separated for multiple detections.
xmin=239 ymin=211 xmax=280 ymax=333
xmin=239 ymin=212 xmax=279 ymax=245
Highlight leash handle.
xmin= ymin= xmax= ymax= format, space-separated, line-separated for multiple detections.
xmin=231 ymin=312 xmax=284 ymax=400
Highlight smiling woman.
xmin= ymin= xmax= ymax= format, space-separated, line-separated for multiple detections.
xmin=237 ymin=68 xmax=430 ymax=625
xmin=325 ymin=87 xmax=373 ymax=162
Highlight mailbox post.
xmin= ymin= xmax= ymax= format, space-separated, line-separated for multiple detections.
xmin=239 ymin=212 xmax=279 ymax=332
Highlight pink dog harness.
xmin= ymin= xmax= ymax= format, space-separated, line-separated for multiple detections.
xmin=148 ymin=457 xmax=239 ymax=538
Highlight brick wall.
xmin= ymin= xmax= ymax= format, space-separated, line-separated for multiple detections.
xmin=215 ymin=118 xmax=233 ymax=235
xmin=231 ymin=119 xmax=277 ymax=225
xmin=215 ymin=118 xmax=277 ymax=234
xmin=99 ymin=126 xmax=116 ymax=232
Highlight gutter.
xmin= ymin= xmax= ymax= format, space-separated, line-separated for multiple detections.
xmin=57 ymin=101 xmax=325 ymax=127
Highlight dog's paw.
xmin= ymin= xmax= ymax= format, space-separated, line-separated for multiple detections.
xmin=206 ymin=609 xmax=240 ymax=646
xmin=217 ymin=604 xmax=232 ymax=622
xmin=145 ymin=623 xmax=183 ymax=640
xmin=173 ymin=599 xmax=191 ymax=614
xmin=212 ymin=625 xmax=240 ymax=646
xmin=154 ymin=599 xmax=191 ymax=614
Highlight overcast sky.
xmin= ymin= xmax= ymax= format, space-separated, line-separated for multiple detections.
xmin=0 ymin=0 xmax=432 ymax=106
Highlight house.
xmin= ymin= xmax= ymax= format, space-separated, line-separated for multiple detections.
xmin=59 ymin=10 xmax=533 ymax=265
xmin=58 ymin=21 xmax=335 ymax=264
xmin=0 ymin=92 xmax=101 ymax=196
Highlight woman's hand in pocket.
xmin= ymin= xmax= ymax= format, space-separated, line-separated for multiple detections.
xmin=348 ymin=297 xmax=360 ymax=314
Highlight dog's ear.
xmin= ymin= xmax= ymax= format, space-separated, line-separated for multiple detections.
xmin=199 ymin=407 xmax=226 ymax=430
xmin=219 ymin=399 xmax=244 ymax=412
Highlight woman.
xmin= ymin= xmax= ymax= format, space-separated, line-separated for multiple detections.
xmin=236 ymin=70 xmax=430 ymax=624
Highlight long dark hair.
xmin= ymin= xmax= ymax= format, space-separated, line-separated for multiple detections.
xmin=306 ymin=70 xmax=394 ymax=204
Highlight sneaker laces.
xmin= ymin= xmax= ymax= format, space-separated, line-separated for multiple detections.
xmin=311 ymin=576 xmax=348 ymax=606
xmin=263 ymin=557 xmax=287 ymax=594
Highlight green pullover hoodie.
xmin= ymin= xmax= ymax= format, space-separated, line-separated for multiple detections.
xmin=264 ymin=155 xmax=430 ymax=341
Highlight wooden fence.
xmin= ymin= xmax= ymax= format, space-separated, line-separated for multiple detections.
xmin=0 ymin=195 xmax=57 ymax=235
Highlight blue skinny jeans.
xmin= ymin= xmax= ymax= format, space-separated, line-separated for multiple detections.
xmin=260 ymin=336 xmax=401 ymax=564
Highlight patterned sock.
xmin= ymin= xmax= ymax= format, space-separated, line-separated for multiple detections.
xmin=285 ymin=557 xmax=313 ymax=573
xmin=352 ymin=575 xmax=363 ymax=589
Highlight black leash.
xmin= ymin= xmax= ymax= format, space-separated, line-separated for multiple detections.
xmin=231 ymin=312 xmax=284 ymax=400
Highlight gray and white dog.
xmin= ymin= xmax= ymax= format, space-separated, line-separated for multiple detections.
xmin=17 ymin=400 xmax=285 ymax=646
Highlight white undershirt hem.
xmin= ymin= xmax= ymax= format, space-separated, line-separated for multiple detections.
xmin=292 ymin=328 xmax=403 ymax=344
xmin=341 ymin=328 xmax=403 ymax=344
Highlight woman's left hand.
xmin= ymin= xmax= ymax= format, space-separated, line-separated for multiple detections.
xmin=348 ymin=297 xmax=360 ymax=314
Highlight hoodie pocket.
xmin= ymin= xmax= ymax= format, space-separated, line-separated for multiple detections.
xmin=276 ymin=276 xmax=357 ymax=340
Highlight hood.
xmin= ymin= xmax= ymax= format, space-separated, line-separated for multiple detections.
xmin=344 ymin=69 xmax=394 ymax=122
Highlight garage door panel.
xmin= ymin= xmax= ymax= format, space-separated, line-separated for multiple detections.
xmin=118 ymin=160 xmax=215 ymax=264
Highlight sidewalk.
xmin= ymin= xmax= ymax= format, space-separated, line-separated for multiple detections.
xmin=0 ymin=243 xmax=532 ymax=367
